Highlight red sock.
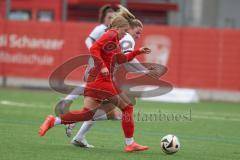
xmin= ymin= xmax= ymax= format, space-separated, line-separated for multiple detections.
xmin=121 ymin=105 xmax=134 ymax=138
xmin=60 ymin=107 xmax=94 ymax=124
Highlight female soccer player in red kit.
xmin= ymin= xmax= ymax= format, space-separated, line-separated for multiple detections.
xmin=39 ymin=14 xmax=151 ymax=152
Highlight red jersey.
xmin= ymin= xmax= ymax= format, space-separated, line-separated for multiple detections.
xmin=85 ymin=29 xmax=141 ymax=100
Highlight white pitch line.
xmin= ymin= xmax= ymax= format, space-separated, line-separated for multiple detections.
xmin=193 ymin=111 xmax=240 ymax=118
xmin=192 ymin=115 xmax=240 ymax=122
xmin=0 ymin=100 xmax=240 ymax=122
xmin=0 ymin=100 xmax=33 ymax=107
xmin=0 ymin=100 xmax=47 ymax=108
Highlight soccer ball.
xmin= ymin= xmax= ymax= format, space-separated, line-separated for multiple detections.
xmin=160 ymin=134 xmax=180 ymax=154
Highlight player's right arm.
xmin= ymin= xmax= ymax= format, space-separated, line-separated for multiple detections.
xmin=84 ymin=25 xmax=107 ymax=79
xmin=90 ymin=30 xmax=117 ymax=75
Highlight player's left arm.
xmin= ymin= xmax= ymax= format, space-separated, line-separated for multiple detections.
xmin=116 ymin=47 xmax=151 ymax=64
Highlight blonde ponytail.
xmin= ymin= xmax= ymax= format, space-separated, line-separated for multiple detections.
xmin=107 ymin=5 xmax=137 ymax=30
xmin=117 ymin=5 xmax=135 ymax=22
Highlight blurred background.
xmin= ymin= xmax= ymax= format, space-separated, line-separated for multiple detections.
xmin=0 ymin=0 xmax=240 ymax=102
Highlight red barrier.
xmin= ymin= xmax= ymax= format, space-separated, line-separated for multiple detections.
xmin=0 ymin=20 xmax=240 ymax=91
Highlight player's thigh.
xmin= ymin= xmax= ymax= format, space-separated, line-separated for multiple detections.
xmin=99 ymin=102 xmax=116 ymax=113
xmin=108 ymin=92 xmax=132 ymax=110
xmin=83 ymin=96 xmax=101 ymax=111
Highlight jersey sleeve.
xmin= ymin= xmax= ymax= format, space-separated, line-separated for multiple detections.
xmin=120 ymin=35 xmax=135 ymax=54
xmin=124 ymin=50 xmax=140 ymax=61
xmin=85 ymin=25 xmax=106 ymax=49
xmin=85 ymin=37 xmax=94 ymax=50
xmin=115 ymin=49 xmax=141 ymax=64
xmin=89 ymin=25 xmax=106 ymax=41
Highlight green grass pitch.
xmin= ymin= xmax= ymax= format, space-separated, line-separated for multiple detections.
xmin=0 ymin=88 xmax=240 ymax=160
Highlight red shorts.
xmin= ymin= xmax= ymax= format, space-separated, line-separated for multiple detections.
xmin=84 ymin=77 xmax=121 ymax=100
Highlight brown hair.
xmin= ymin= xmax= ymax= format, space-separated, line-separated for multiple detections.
xmin=98 ymin=4 xmax=114 ymax=23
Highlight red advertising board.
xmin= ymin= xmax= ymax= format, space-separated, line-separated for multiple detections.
xmin=0 ymin=20 xmax=240 ymax=91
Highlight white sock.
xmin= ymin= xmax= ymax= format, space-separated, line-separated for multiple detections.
xmin=65 ymin=94 xmax=79 ymax=101
xmin=125 ymin=137 xmax=134 ymax=145
xmin=73 ymin=121 xmax=96 ymax=141
xmin=54 ymin=117 xmax=61 ymax=125
xmin=93 ymin=109 xmax=108 ymax=121
xmin=65 ymin=86 xmax=85 ymax=101
xmin=114 ymin=112 xmax=122 ymax=120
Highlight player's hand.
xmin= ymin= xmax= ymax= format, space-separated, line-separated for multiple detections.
xmin=147 ymin=65 xmax=156 ymax=70
xmin=101 ymin=67 xmax=109 ymax=76
xmin=139 ymin=47 xmax=151 ymax=54
xmin=146 ymin=65 xmax=163 ymax=79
